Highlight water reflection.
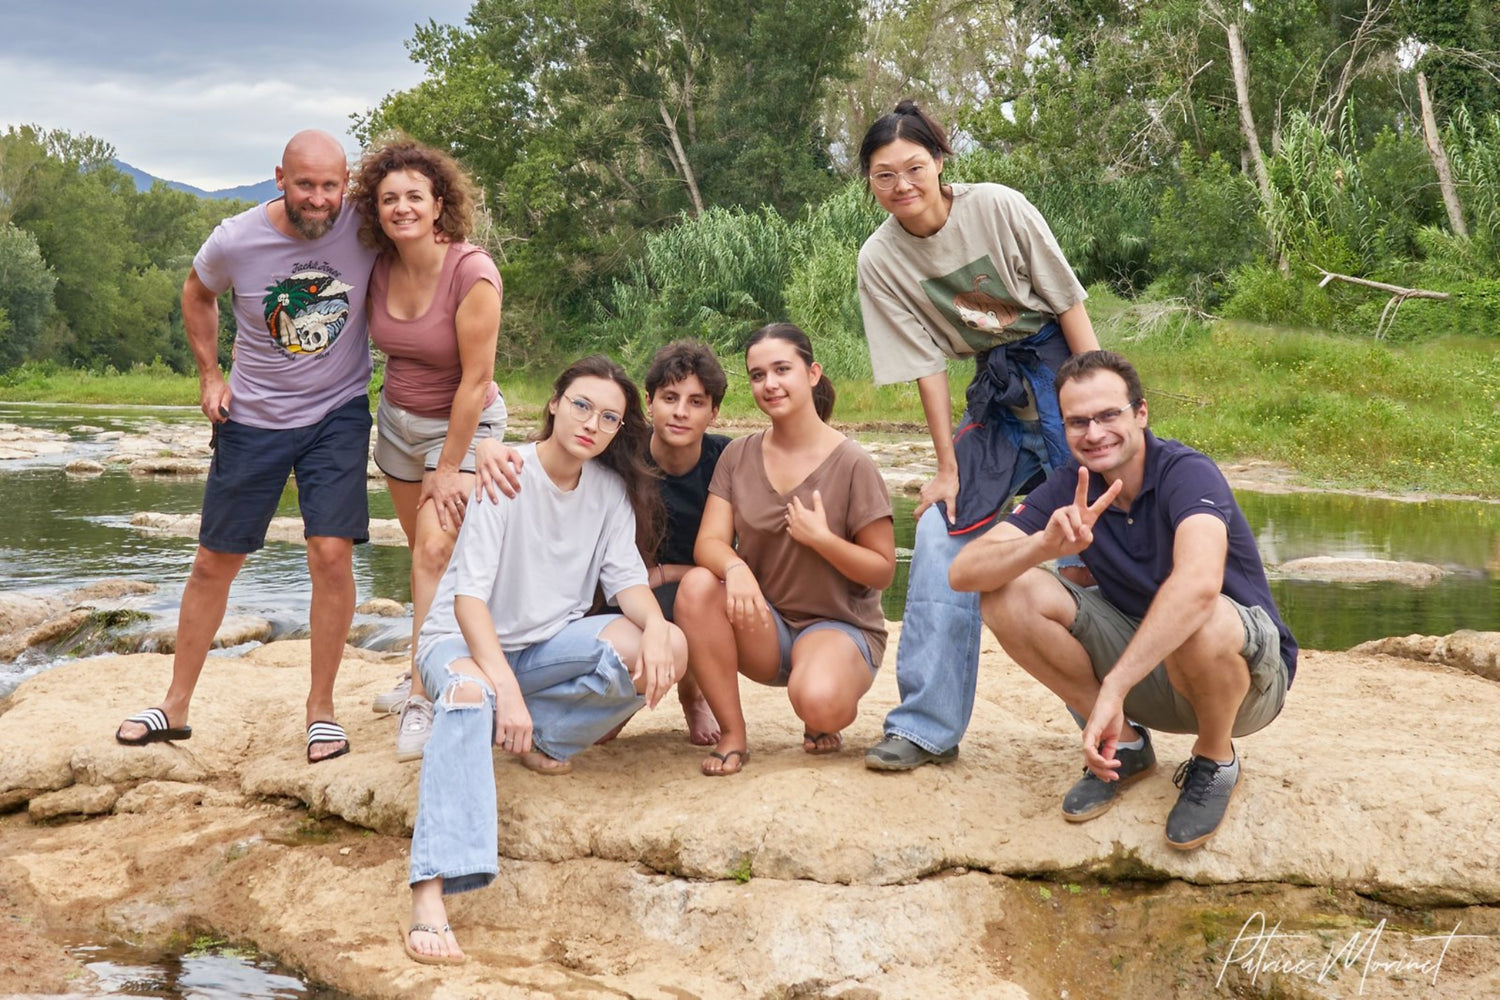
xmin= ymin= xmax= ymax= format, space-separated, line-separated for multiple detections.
xmin=71 ymin=942 xmax=355 ymax=1000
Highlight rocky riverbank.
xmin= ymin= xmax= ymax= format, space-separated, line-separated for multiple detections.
xmin=2 ymin=627 xmax=1498 ymax=998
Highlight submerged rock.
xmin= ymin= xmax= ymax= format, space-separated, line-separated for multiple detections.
xmin=1276 ymin=555 xmax=1449 ymax=585
xmin=127 ymin=457 xmax=209 ymax=476
xmin=132 ymin=511 xmax=408 ymax=547
xmin=139 ymin=614 xmax=274 ymax=655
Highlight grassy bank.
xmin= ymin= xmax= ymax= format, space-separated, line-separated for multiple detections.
xmin=3 ymin=324 xmax=1496 ymax=497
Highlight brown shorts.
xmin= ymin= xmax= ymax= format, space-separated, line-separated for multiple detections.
xmin=1057 ymin=574 xmax=1288 ymax=737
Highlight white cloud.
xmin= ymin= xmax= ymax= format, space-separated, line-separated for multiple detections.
xmin=0 ymin=1 xmax=473 ymax=190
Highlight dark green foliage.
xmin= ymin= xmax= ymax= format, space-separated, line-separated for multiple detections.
xmin=0 ymin=222 xmax=56 ymax=370
xmin=0 ymin=125 xmax=232 ymax=373
xmin=1149 ymin=151 xmax=1264 ymax=309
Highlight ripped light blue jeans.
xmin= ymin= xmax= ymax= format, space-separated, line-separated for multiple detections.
xmin=408 ymin=614 xmax=643 ymax=894
xmin=884 ymin=422 xmax=1079 ymax=753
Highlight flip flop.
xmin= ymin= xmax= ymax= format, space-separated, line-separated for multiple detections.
xmin=116 ymin=708 xmax=192 ymax=746
xmin=400 ymin=920 xmax=466 ymax=966
xmin=306 ymin=720 xmax=350 ymax=764
xmin=803 ymin=731 xmax=842 ymax=755
xmin=700 ymin=748 xmax=749 ymax=776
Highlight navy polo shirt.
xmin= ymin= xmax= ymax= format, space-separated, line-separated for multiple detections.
xmin=1007 ymin=430 xmax=1298 ymax=682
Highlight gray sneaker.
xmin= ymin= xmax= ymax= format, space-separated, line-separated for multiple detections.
xmin=1061 ymin=727 xmax=1156 ymax=823
xmin=1165 ymin=751 xmax=1240 ymax=850
xmin=373 ymin=671 xmax=412 ymax=715
xmin=394 ymin=695 xmax=434 ymax=762
xmin=864 ymin=734 xmax=959 ymax=771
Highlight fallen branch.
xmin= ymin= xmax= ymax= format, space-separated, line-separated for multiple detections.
xmin=1316 ymin=269 xmax=1451 ymax=339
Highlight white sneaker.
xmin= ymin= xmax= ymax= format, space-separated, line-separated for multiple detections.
xmin=373 ymin=672 xmax=412 ymax=714
xmin=394 ymin=696 xmax=434 ymax=762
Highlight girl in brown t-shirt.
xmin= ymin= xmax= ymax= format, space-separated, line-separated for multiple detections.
xmin=674 ymin=324 xmax=895 ymax=776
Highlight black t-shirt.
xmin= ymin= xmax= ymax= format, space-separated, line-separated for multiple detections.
xmin=652 ymin=433 xmax=731 ymax=566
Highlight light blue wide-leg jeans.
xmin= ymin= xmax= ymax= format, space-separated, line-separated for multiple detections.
xmin=406 ymin=616 xmax=644 ymax=894
xmin=882 ymin=424 xmax=1055 ymax=753
xmin=507 ymin=615 xmax=646 ymax=762
xmin=409 ymin=640 xmax=500 ymax=894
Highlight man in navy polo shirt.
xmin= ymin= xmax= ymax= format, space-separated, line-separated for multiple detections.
xmin=949 ymin=350 xmax=1295 ymax=849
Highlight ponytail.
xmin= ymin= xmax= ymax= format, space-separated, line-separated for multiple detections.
xmin=745 ymin=322 xmax=836 ymax=422
xmin=813 ymin=373 xmax=835 ymax=422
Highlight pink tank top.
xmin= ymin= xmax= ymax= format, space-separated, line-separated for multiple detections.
xmin=369 ymin=241 xmax=502 ymax=418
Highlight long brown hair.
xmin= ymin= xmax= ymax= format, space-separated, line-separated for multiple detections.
xmin=744 ymin=322 xmax=836 ymax=422
xmin=539 ymin=355 xmax=664 ymax=559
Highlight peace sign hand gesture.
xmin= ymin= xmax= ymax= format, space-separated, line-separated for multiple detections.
xmin=1041 ymin=467 xmax=1123 ymax=558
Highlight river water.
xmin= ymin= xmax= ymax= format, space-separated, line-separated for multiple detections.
xmin=2 ymin=401 xmax=1497 ymax=698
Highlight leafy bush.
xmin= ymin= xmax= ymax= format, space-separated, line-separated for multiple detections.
xmin=1148 ymin=150 xmax=1263 ymax=309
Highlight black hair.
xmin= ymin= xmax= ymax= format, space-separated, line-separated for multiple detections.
xmin=743 ymin=322 xmax=835 ymax=422
xmin=858 ymin=100 xmax=954 ymax=177
xmin=644 ymin=340 xmax=728 ymax=406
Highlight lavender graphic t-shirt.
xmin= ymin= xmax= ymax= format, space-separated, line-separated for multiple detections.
xmin=193 ymin=200 xmax=376 ymax=429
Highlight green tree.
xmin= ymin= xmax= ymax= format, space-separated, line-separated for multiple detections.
xmin=0 ymin=221 xmax=56 ymax=370
xmin=360 ymin=0 xmax=862 ymax=331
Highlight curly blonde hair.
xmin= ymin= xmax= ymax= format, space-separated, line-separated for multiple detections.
xmin=351 ymin=135 xmax=476 ymax=253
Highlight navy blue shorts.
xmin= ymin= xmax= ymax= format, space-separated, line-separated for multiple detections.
xmin=199 ymin=394 xmax=372 ymax=554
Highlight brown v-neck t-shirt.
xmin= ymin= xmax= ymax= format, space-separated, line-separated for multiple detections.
xmin=708 ymin=431 xmax=893 ymax=664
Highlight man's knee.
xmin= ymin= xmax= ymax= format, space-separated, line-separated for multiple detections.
xmin=305 ymin=536 xmax=354 ymax=579
xmin=978 ymin=570 xmax=1070 ymax=635
xmin=1169 ymin=598 xmax=1249 ymax=679
xmin=188 ymin=547 xmax=245 ymax=586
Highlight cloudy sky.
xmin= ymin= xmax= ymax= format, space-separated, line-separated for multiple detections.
xmin=0 ymin=0 xmax=476 ymax=190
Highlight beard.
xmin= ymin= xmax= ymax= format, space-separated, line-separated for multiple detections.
xmin=286 ymin=201 xmax=340 ymax=240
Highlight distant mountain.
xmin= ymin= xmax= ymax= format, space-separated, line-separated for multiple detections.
xmin=112 ymin=160 xmax=278 ymax=203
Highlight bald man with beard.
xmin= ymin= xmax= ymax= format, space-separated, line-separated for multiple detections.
xmin=115 ymin=131 xmax=377 ymax=763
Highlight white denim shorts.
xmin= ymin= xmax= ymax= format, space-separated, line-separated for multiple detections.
xmin=374 ymin=391 xmax=508 ymax=483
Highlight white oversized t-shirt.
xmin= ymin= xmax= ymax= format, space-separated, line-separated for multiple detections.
xmin=417 ymin=443 xmax=648 ymax=655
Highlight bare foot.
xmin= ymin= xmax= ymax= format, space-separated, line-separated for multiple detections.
xmin=802 ymin=731 xmax=842 ymax=755
xmin=518 ymin=749 xmax=573 ymax=775
xmin=680 ymin=688 xmax=721 ymax=746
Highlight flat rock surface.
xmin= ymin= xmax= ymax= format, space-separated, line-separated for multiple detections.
xmin=1276 ymin=555 xmax=1450 ymax=585
xmin=1353 ymin=629 xmax=1500 ymax=682
xmin=2 ymin=629 xmax=1499 ymax=998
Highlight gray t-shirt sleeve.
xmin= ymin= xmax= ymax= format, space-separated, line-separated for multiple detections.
xmin=450 ymin=495 xmax=509 ymax=604
xmin=192 ymin=223 xmax=231 ymax=294
xmin=858 ymin=247 xmax=951 ymax=386
xmin=597 ymin=489 xmax=648 ymax=603
xmin=1003 ymin=194 xmax=1087 ymax=316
